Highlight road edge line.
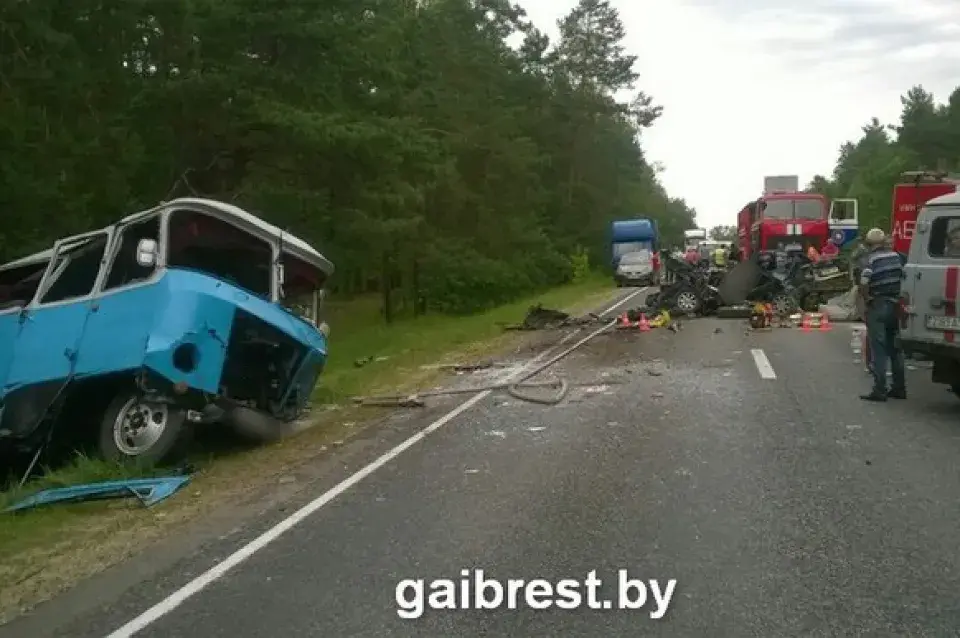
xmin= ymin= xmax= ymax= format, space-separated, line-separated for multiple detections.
xmin=103 ymin=286 xmax=647 ymax=636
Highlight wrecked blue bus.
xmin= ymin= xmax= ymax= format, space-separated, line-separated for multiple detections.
xmin=0 ymin=198 xmax=334 ymax=464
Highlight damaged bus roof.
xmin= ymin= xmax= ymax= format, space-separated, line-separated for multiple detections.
xmin=0 ymin=198 xmax=334 ymax=274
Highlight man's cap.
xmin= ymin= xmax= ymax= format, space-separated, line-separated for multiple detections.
xmin=864 ymin=228 xmax=885 ymax=245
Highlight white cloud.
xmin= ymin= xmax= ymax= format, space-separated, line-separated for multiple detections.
xmin=517 ymin=0 xmax=960 ymax=229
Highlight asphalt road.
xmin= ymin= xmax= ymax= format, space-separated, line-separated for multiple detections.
xmin=8 ymin=287 xmax=960 ymax=637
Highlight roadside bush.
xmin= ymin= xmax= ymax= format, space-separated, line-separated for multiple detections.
xmin=570 ymin=246 xmax=591 ymax=283
xmin=420 ymin=243 xmax=574 ymax=315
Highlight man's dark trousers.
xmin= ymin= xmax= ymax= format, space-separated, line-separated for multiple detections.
xmin=866 ymin=298 xmax=906 ymax=395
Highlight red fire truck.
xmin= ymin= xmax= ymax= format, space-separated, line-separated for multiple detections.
xmin=736 ymin=175 xmax=833 ymax=259
xmin=891 ymin=171 xmax=959 ymax=254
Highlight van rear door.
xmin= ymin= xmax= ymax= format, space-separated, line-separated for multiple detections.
xmin=906 ymin=205 xmax=960 ymax=346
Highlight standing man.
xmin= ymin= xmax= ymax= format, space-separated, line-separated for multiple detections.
xmin=712 ymin=245 xmax=726 ymax=268
xmin=859 ymin=228 xmax=907 ymax=401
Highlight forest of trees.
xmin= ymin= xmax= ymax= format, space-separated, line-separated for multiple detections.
xmin=807 ymin=85 xmax=960 ymax=233
xmin=0 ymin=0 xmax=697 ymax=316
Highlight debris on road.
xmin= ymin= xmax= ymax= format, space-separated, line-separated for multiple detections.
xmin=501 ymin=304 xmax=602 ymax=331
xmin=420 ymin=361 xmax=509 ymax=373
xmin=614 ymin=309 xmax=674 ymax=330
xmin=355 ymin=317 xmax=620 ymax=408
xmin=4 ymin=475 xmax=191 ymax=513
xmin=820 ymin=286 xmax=861 ymax=322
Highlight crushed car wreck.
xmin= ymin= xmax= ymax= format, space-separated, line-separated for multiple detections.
xmin=0 ymin=198 xmax=333 ymax=466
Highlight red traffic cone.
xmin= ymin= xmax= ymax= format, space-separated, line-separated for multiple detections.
xmin=619 ymin=312 xmax=631 ymax=327
xmin=819 ymin=313 xmax=832 ymax=331
xmin=637 ymin=313 xmax=651 ymax=332
xmin=801 ymin=314 xmax=811 ymax=332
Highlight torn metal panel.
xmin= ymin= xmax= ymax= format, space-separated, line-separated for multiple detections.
xmin=4 ymin=476 xmax=190 ymax=513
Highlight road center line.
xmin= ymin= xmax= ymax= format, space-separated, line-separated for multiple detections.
xmin=751 ymin=348 xmax=776 ymax=379
xmin=103 ymin=286 xmax=648 ymax=637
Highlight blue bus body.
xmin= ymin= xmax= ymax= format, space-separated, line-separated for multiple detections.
xmin=0 ymin=198 xmax=332 ymax=463
xmin=0 ymin=269 xmax=327 ymax=409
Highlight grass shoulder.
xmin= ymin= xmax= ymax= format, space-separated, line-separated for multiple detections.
xmin=0 ymin=274 xmax=615 ymax=622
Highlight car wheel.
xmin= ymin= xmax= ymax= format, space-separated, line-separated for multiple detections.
xmin=673 ymin=289 xmax=702 ymax=314
xmin=772 ymin=293 xmax=797 ymax=315
xmin=98 ymin=393 xmax=191 ymax=465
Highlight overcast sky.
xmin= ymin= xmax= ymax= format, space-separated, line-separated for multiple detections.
xmin=518 ymin=0 xmax=960 ymax=229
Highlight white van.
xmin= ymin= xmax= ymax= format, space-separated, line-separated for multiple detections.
xmin=901 ymin=191 xmax=960 ymax=396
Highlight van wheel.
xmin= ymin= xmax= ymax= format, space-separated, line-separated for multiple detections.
xmin=98 ymin=394 xmax=190 ymax=465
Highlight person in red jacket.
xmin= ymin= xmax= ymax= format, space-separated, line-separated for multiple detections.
xmin=821 ymin=237 xmax=839 ymax=261
xmin=684 ymin=247 xmax=700 ymax=264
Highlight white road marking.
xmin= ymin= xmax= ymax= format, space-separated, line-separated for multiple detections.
xmin=104 ymin=286 xmax=647 ymax=637
xmin=751 ymin=348 xmax=776 ymax=379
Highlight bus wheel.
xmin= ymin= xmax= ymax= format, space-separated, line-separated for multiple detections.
xmin=98 ymin=393 xmax=191 ymax=465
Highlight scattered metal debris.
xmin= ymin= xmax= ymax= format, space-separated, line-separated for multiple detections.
xmin=353 ymin=318 xmax=619 ymax=408
xmin=5 ymin=476 xmax=191 ymax=513
xmin=501 ymin=304 xmax=602 ymax=331
xmin=420 ymin=361 xmax=503 ymax=372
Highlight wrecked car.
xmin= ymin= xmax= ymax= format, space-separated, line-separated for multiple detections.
xmin=0 ymin=198 xmax=333 ymax=464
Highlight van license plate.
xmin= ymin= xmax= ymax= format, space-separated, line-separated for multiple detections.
xmin=926 ymin=316 xmax=960 ymax=331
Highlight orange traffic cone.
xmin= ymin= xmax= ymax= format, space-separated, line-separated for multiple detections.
xmin=819 ymin=313 xmax=832 ymax=331
xmin=801 ymin=313 xmax=812 ymax=332
xmin=637 ymin=313 xmax=651 ymax=332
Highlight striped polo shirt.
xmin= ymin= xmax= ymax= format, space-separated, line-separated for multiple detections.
xmin=859 ymin=248 xmax=904 ymax=300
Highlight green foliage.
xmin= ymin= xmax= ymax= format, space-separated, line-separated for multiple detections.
xmin=0 ymin=0 xmax=697 ymax=319
xmin=570 ymin=246 xmax=592 ymax=283
xmin=709 ymin=225 xmax=737 ymax=241
xmin=808 ymin=85 xmax=960 ymax=232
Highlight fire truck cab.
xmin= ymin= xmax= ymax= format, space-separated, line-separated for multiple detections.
xmin=736 ymin=175 xmax=857 ymax=259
